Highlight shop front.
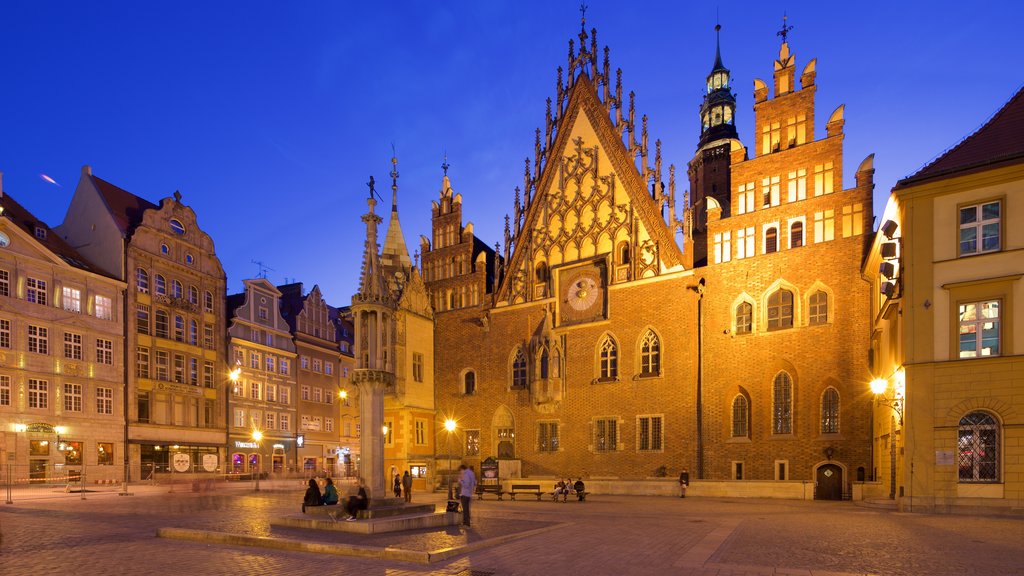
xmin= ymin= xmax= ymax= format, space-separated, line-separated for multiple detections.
xmin=228 ymin=435 xmax=294 ymax=477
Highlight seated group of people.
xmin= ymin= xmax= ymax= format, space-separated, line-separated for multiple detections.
xmin=552 ymin=477 xmax=585 ymax=501
xmin=303 ymin=477 xmax=367 ymax=521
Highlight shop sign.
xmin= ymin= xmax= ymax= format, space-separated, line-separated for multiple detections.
xmin=234 ymin=441 xmax=258 ymax=449
xmin=172 ymin=453 xmax=190 ymax=472
xmin=202 ymin=454 xmax=218 ymax=472
xmin=156 ymin=382 xmax=202 ymax=396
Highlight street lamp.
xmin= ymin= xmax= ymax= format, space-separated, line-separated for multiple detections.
xmin=444 ymin=419 xmax=456 ymax=500
xmin=251 ymin=429 xmax=263 ymax=491
xmin=870 ymin=377 xmax=904 ymax=425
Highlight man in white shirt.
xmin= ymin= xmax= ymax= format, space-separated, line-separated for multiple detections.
xmin=458 ymin=464 xmax=477 ymax=527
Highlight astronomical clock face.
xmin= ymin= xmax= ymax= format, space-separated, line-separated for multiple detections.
xmin=559 ymin=262 xmax=606 ymax=325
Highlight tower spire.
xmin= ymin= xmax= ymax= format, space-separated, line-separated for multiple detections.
xmin=390 ymin=145 xmax=399 ymax=213
xmin=356 ymin=176 xmax=388 ymax=301
xmin=777 ymin=12 xmax=793 ymax=45
xmin=698 ymin=23 xmax=737 ymax=148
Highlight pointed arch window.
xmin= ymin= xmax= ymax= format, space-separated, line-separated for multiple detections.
xmin=767 ymin=289 xmax=794 ymax=331
xmin=772 ymin=372 xmax=793 ymax=435
xmin=639 ymin=330 xmax=660 ymax=376
xmin=821 ymin=387 xmax=839 ymax=434
xmin=511 ymin=348 xmax=527 ymax=389
xmin=735 ymin=302 xmax=752 ymax=334
xmin=599 ymin=336 xmax=618 ymax=381
xmin=732 ymin=395 xmax=749 ymax=438
xmin=809 ymin=291 xmax=828 ymax=325
xmin=136 ymin=268 xmax=149 ymax=293
xmin=959 ymin=412 xmax=999 ymax=482
xmin=540 ymin=348 xmax=549 ymax=379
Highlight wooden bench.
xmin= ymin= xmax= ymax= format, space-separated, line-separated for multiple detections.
xmin=509 ymin=483 xmax=545 ymax=501
xmin=550 ymin=489 xmax=589 ymax=502
xmin=476 ymin=484 xmax=505 ymax=500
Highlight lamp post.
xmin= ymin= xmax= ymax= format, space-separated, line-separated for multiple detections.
xmin=251 ymin=429 xmax=263 ymax=492
xmin=870 ymin=375 xmax=904 ymax=500
xmin=444 ymin=419 xmax=456 ymax=500
xmin=226 ymin=364 xmax=241 ymax=475
xmin=9 ymin=424 xmax=27 ymax=504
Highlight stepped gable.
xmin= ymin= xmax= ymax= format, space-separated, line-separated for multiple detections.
xmin=898 ymin=86 xmax=1024 ymax=187
xmin=495 ymin=22 xmax=684 ymax=305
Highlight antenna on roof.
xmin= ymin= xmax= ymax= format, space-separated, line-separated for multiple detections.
xmin=251 ymin=260 xmax=275 ymax=279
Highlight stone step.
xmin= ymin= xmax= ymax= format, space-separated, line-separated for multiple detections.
xmin=274 ymin=511 xmax=459 ymax=534
xmin=358 ymin=504 xmax=435 ymax=519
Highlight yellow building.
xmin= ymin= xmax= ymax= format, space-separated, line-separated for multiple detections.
xmin=0 ymin=181 xmax=126 ymax=485
xmin=866 ymin=87 xmax=1024 ymax=513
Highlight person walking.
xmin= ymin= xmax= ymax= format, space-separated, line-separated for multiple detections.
xmin=458 ymin=464 xmax=476 ymax=527
xmin=679 ymin=468 xmax=690 ymax=498
xmin=402 ymin=470 xmax=413 ymax=503
xmin=393 ymin=473 xmax=402 ymax=498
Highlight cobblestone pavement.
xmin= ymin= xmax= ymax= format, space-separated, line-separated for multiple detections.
xmin=1 ymin=482 xmax=1022 ymax=575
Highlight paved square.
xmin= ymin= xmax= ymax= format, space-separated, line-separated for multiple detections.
xmin=1 ymin=482 xmax=1022 ymax=575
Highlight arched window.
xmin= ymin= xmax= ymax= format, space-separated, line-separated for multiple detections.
xmin=617 ymin=241 xmax=631 ymax=265
xmin=511 ymin=349 xmax=527 ymax=389
xmin=188 ymin=286 xmax=199 ymax=305
xmin=767 ymin=289 xmax=794 ymax=331
xmin=790 ymin=221 xmax=804 ymax=248
xmin=959 ymin=412 xmax=999 ymax=483
xmin=464 ymin=371 xmax=476 ymax=395
xmin=809 ymin=291 xmax=828 ymax=325
xmin=204 ymin=291 xmax=214 ymax=312
xmin=639 ymin=330 xmax=660 ymax=376
xmin=136 ymin=268 xmax=149 ymax=293
xmin=821 ymin=387 xmax=839 ymax=434
xmin=599 ymin=336 xmax=618 ymax=380
xmin=535 ymin=262 xmax=548 ymax=283
xmin=735 ymin=302 xmax=752 ymax=334
xmin=172 ymin=280 xmax=183 ymax=299
xmin=155 ymin=274 xmax=167 ymax=295
xmin=550 ymin=348 xmax=561 ymax=378
xmin=772 ymin=372 xmax=793 ymax=434
xmin=766 ymin=226 xmax=779 ymax=253
xmin=732 ymin=395 xmax=749 ymax=438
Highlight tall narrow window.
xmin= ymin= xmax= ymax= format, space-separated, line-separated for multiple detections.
xmin=464 ymin=371 xmax=476 ymax=395
xmin=809 ymin=291 xmax=828 ymax=325
xmin=599 ymin=336 xmax=618 ymax=381
xmin=155 ymin=275 xmax=166 ymax=295
xmin=821 ymin=387 xmax=840 ymax=434
xmin=136 ymin=268 xmax=149 ymax=293
xmin=639 ymin=330 xmax=660 ymax=376
xmin=767 ymin=290 xmax=794 ymax=331
xmin=62 ymin=287 xmax=82 ymax=312
xmin=772 ymin=372 xmax=793 ymax=434
xmin=731 ymin=395 xmax=749 ymax=438
xmin=95 ymin=295 xmax=113 ymax=320
xmin=765 ymin=226 xmax=779 ymax=253
xmin=155 ymin=311 xmax=169 ymax=338
xmin=958 ymin=412 xmax=999 ymax=482
xmin=594 ymin=418 xmax=618 ymax=452
xmin=27 ymin=278 xmax=48 ymax=305
xmin=137 ymin=304 xmax=151 ymax=335
xmin=0 ymin=270 xmax=9 ymax=297
xmin=959 ymin=300 xmax=1000 ymax=358
xmin=172 ymin=280 xmax=183 ymax=299
xmin=28 ymin=325 xmax=48 ymax=354
xmin=735 ymin=302 xmax=752 ymax=334
xmin=512 ymin=348 xmax=527 ymax=389
xmin=538 ymin=422 xmax=559 ymax=452
xmin=959 ymin=201 xmax=1001 ymax=256
xmin=790 ymin=221 xmax=804 ymax=248
xmin=638 ymin=415 xmax=663 ymax=451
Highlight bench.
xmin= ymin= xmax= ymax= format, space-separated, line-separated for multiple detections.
xmin=551 ymin=489 xmax=589 ymax=502
xmin=476 ymin=484 xmax=505 ymax=500
xmin=509 ymin=483 xmax=545 ymax=501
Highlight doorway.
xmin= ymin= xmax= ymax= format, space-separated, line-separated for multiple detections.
xmin=815 ymin=463 xmax=844 ymax=500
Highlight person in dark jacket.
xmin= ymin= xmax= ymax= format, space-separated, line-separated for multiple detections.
xmin=393 ymin=473 xmax=402 ymax=498
xmin=344 ymin=477 xmax=368 ymax=521
xmin=302 ymin=478 xmax=323 ymax=513
xmin=402 ymin=470 xmax=413 ymax=502
xmin=679 ymin=468 xmax=690 ymax=498
xmin=573 ymin=478 xmax=586 ymax=501
xmin=323 ymin=477 xmax=339 ymax=505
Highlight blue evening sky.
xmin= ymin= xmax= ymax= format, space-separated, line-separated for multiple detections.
xmin=2 ymin=1 xmax=1021 ymax=303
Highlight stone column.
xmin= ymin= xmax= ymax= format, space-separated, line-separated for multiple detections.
xmin=356 ymin=377 xmax=387 ymax=497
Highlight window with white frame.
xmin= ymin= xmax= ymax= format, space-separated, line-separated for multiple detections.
xmin=313 ymin=358 xmax=322 ymax=373
xmin=0 ymin=375 xmax=10 ymax=406
xmin=767 ymin=289 xmax=794 ymax=331
xmin=204 ymin=291 xmax=214 ymax=312
xmin=325 ymin=417 xmax=334 ymax=432
xmin=787 ymin=169 xmax=807 ymax=202
xmin=136 ymin=347 xmax=150 ymax=379
xmin=155 ymin=274 xmax=166 ymax=295
xmin=313 ymin=387 xmax=322 ymax=403
xmin=413 ymin=352 xmax=424 ymax=382
xmin=234 ymin=409 xmax=246 ymax=428
xmin=713 ymin=231 xmax=731 ymax=263
xmin=265 ymin=412 xmax=276 ymax=430
xmin=821 ymin=387 xmax=839 ymax=434
xmin=301 ymin=356 xmax=310 ymax=370
xmin=64 ymin=332 xmax=83 ymax=360
xmin=97 ymin=387 xmax=113 ymax=415
xmin=736 ymin=227 xmax=754 ymax=259
xmin=809 ymin=291 xmax=828 ymax=325
xmin=155 ymin=351 xmax=169 ymax=381
xmin=736 ymin=182 xmax=755 ymax=214
xmin=959 ymin=300 xmax=1000 ymax=358
xmin=732 ymin=395 xmax=749 ymax=437
xmin=265 ymin=384 xmax=276 ymax=403
xmin=639 ymin=330 xmax=660 ymax=376
xmin=64 ymin=382 xmax=82 ymax=412
xmin=325 ymin=361 xmax=333 ymax=376
xmin=786 ymin=113 xmax=807 ymax=146
xmin=27 ymin=278 xmax=47 ymax=305
xmin=0 ymin=319 xmax=9 ymax=349
xmin=154 ymin=310 xmax=169 ymax=338
xmin=63 ymin=287 xmax=82 ymax=312
xmin=136 ymin=268 xmax=149 ymax=293
xmin=0 ymin=269 xmax=10 ymax=297
xmin=258 ymin=306 xmax=268 ymax=320
xmin=250 ymin=381 xmax=261 ymax=400
xmin=173 ymin=354 xmax=185 ymax=383
xmin=959 ymin=200 xmax=1001 ymax=256
xmin=773 ymin=372 xmax=793 ymax=434
xmin=958 ymin=411 xmax=999 ymax=483
xmin=95 ymin=295 xmax=113 ymax=320
xmin=279 ymin=359 xmax=289 ymax=375
xmin=136 ymin=304 xmax=150 ymax=335
xmin=301 ymin=385 xmax=310 ymax=401
xmin=189 ymin=358 xmax=199 ymax=386
xmin=789 ymin=220 xmax=805 ymax=248
xmin=204 ymin=324 xmax=214 ymax=349
xmin=594 ymin=417 xmax=618 ymax=452
xmin=188 ymin=286 xmax=199 ymax=305
xmin=279 ymin=413 xmax=290 ymax=431
xmin=637 ymin=415 xmax=663 ymax=451
xmin=511 ymin=348 xmax=527 ymax=389
xmin=203 ymin=361 xmax=214 ymax=388
xmin=761 ymin=175 xmax=780 ymax=207
xmin=813 ymin=162 xmax=834 ymax=195
xmin=96 ymin=338 xmax=113 ymax=364
xmin=735 ymin=302 xmax=752 ymax=335
xmin=764 ymin=225 xmax=779 ymax=254
xmin=28 ymin=378 xmax=48 ymax=409
xmin=415 ymin=419 xmax=426 ymax=445
xmin=189 ymin=320 xmax=198 ymax=346
xmin=173 ymin=315 xmax=184 ymax=342
xmin=279 ymin=387 xmax=290 ymax=405
xmin=172 ymin=280 xmax=183 ymax=299
xmin=28 ymin=325 xmax=48 ymax=354
xmin=814 ymin=210 xmax=835 ymax=242
xmin=265 ymin=355 xmax=275 ymax=372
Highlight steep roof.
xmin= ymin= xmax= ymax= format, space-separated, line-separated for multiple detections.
xmin=277 ymin=282 xmax=305 ymax=333
xmin=89 ymin=175 xmax=159 ymax=234
xmin=897 ymin=86 xmax=1024 ymax=188
xmin=0 ymin=190 xmax=110 ymax=276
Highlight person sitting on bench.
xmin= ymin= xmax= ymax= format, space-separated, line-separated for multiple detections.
xmin=573 ymin=478 xmax=586 ymax=501
xmin=323 ymin=477 xmax=339 ymax=505
xmin=343 ymin=477 xmax=368 ymax=521
xmin=553 ymin=479 xmax=568 ymax=501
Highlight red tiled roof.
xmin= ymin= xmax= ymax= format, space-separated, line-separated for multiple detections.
xmin=0 ymin=191 xmax=111 ymax=276
xmin=897 ymin=86 xmax=1024 ymax=188
xmin=90 ymin=175 xmax=158 ymax=234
